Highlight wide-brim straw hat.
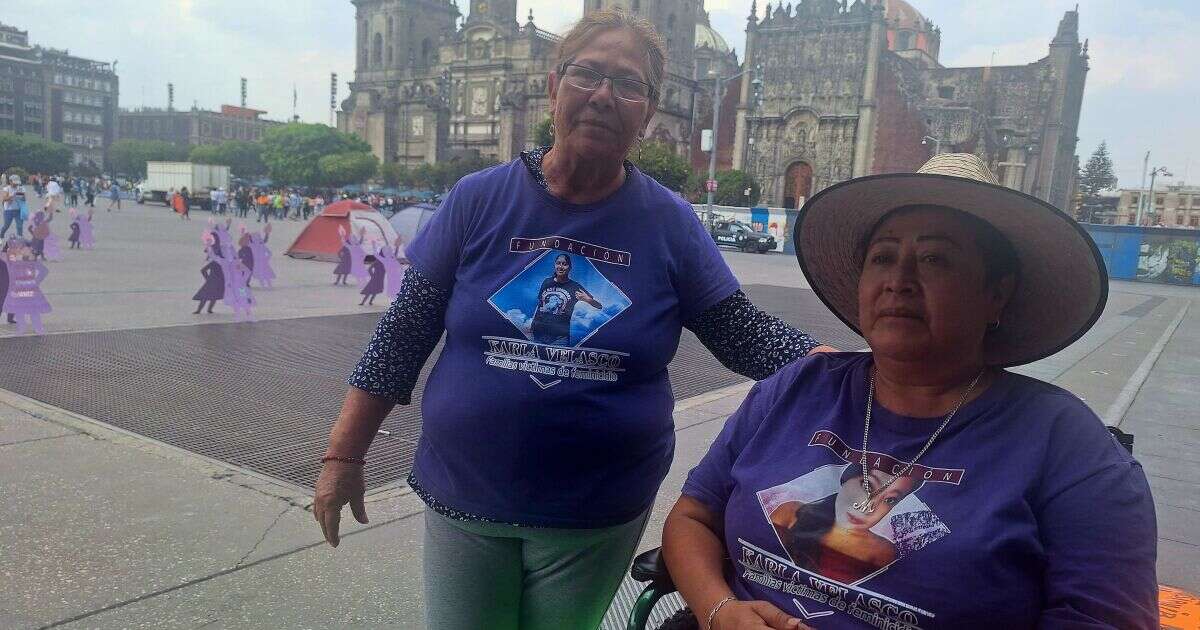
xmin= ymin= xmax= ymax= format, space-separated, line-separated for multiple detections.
xmin=794 ymin=153 xmax=1107 ymax=367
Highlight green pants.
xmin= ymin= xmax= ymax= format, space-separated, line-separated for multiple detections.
xmin=422 ymin=508 xmax=650 ymax=630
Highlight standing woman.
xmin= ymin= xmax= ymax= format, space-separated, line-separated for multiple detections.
xmin=314 ymin=10 xmax=832 ymax=630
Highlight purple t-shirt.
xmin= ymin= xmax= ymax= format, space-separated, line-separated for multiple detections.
xmin=684 ymin=352 xmax=1158 ymax=629
xmin=405 ymin=159 xmax=739 ymax=527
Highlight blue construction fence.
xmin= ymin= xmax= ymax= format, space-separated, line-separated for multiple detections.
xmin=1082 ymin=224 xmax=1200 ymax=286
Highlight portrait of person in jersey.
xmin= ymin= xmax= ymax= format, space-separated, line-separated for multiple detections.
xmin=489 ymin=249 xmax=632 ymax=347
xmin=757 ymin=463 xmax=950 ymax=585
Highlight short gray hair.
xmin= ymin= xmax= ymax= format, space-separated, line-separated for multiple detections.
xmin=555 ymin=8 xmax=667 ymax=106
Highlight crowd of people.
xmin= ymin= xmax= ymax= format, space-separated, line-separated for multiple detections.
xmin=19 ymin=173 xmax=125 ymax=212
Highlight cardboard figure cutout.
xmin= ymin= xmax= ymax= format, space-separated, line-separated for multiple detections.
xmin=223 ymin=259 xmax=256 ymax=321
xmin=237 ymin=225 xmax=254 ymax=286
xmin=28 ymin=210 xmax=50 ymax=260
xmin=68 ymin=208 xmax=82 ymax=249
xmin=359 ymin=246 xmax=385 ymax=305
xmin=78 ymin=209 xmax=95 ymax=249
xmin=376 ymin=237 xmax=408 ymax=301
xmin=4 ymin=239 xmax=51 ymax=334
xmin=0 ymin=237 xmax=13 ymax=324
xmin=192 ymin=233 xmax=225 ymax=314
xmin=249 ymin=223 xmax=275 ymax=288
xmin=347 ymin=227 xmax=369 ymax=286
xmin=333 ymin=225 xmax=352 ymax=285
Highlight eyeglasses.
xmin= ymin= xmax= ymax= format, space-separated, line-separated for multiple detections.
xmin=560 ymin=63 xmax=655 ymax=103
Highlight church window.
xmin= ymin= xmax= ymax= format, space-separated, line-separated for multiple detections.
xmin=632 ymin=0 xmax=640 ymax=11
xmin=668 ymin=13 xmax=676 ymax=31
xmin=388 ymin=46 xmax=393 ymax=64
xmin=897 ymin=31 xmax=913 ymax=50
xmin=409 ymin=17 xmax=415 ymax=31
xmin=388 ymin=16 xmax=394 ymax=34
xmin=373 ymin=33 xmax=384 ymax=67
xmin=421 ymin=38 xmax=433 ymax=66
xmin=937 ymin=85 xmax=954 ymax=99
xmin=594 ymin=0 xmax=601 ymax=9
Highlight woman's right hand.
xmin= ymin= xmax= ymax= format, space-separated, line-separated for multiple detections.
xmin=313 ymin=460 xmax=369 ymax=547
xmin=713 ymin=600 xmax=812 ymax=630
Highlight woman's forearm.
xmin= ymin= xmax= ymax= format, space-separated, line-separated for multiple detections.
xmin=664 ymin=503 xmax=736 ymax=628
xmin=326 ymin=386 xmax=395 ymax=459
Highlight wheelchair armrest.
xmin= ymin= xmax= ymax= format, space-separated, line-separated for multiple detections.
xmin=631 ymin=546 xmax=676 ymax=591
xmin=1106 ymin=426 xmax=1134 ymax=454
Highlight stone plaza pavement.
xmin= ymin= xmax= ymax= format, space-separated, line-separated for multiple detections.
xmin=0 ymin=199 xmax=1197 ymax=628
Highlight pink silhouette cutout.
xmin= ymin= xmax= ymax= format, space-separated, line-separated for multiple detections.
xmin=376 ymin=236 xmax=408 ymax=301
xmin=249 ymin=223 xmax=275 ymax=288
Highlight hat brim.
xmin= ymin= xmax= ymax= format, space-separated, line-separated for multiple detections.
xmin=794 ymin=173 xmax=1108 ymax=367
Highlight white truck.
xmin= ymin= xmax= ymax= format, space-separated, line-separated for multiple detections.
xmin=141 ymin=162 xmax=231 ymax=210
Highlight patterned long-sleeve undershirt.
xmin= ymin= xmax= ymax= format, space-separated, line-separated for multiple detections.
xmin=347 ymin=268 xmax=821 ymax=403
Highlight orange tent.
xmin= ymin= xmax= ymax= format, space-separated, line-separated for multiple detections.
xmin=285 ymin=200 xmax=399 ymax=262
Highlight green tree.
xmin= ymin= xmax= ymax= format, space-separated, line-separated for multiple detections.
xmin=189 ymin=141 xmax=266 ymax=178
xmin=1078 ymin=141 xmax=1117 ymax=198
xmin=260 ymin=123 xmax=371 ymax=186
xmin=630 ymin=141 xmax=691 ymax=193
xmin=379 ymin=162 xmax=411 ymax=187
xmin=713 ymin=169 xmax=761 ymax=206
xmin=318 ymin=152 xmax=379 ymax=188
xmin=533 ymin=117 xmax=554 ymax=147
xmin=0 ymin=132 xmax=73 ymax=174
xmin=108 ymin=139 xmax=188 ymax=179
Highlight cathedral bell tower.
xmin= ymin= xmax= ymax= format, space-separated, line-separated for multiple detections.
xmin=467 ymin=0 xmax=518 ymax=29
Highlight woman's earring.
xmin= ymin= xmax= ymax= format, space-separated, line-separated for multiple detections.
xmin=987 ymin=318 xmax=1001 ymax=331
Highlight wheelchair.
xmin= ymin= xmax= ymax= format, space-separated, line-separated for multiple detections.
xmin=623 ymin=427 xmax=1140 ymax=630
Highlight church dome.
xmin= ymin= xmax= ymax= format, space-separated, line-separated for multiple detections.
xmin=880 ymin=0 xmax=926 ymax=31
xmin=694 ymin=22 xmax=729 ymax=54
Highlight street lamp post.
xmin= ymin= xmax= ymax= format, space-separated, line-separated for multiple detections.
xmin=1142 ymin=165 xmax=1172 ymax=226
xmin=921 ymin=135 xmax=942 ymax=155
xmin=705 ymin=67 xmax=755 ymax=228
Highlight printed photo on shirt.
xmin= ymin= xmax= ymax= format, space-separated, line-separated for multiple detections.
xmin=488 ymin=249 xmax=632 ymax=347
xmin=756 ymin=461 xmax=951 ymax=586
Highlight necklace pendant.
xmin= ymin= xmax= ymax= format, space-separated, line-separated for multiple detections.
xmin=852 ymin=499 xmax=875 ymax=514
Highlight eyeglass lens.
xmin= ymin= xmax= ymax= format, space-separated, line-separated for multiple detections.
xmin=564 ymin=66 xmax=649 ymax=102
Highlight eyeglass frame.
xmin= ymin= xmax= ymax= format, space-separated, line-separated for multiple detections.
xmin=558 ymin=62 xmax=658 ymax=104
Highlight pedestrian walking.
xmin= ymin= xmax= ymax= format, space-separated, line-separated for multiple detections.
xmin=84 ymin=179 xmax=96 ymax=207
xmin=105 ymin=182 xmax=121 ymax=211
xmin=45 ymin=177 xmax=63 ymax=213
xmin=1 ymin=175 xmax=25 ymax=239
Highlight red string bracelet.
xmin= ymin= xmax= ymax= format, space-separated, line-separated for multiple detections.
xmin=321 ymin=455 xmax=366 ymax=465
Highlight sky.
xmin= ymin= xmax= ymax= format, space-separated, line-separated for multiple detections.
xmin=8 ymin=0 xmax=1197 ymax=189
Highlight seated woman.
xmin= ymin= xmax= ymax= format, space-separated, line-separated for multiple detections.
xmin=663 ymin=154 xmax=1158 ymax=630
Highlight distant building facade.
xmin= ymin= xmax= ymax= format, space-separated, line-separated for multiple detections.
xmin=118 ymin=104 xmax=284 ymax=147
xmin=1115 ymin=185 xmax=1200 ymax=228
xmin=0 ymin=21 xmax=120 ymax=169
xmin=735 ymin=0 xmax=1088 ymax=211
xmin=338 ymin=0 xmax=1089 ymax=212
xmin=339 ymin=0 xmax=713 ymax=166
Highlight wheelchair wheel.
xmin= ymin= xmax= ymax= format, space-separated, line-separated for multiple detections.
xmin=653 ymin=606 xmax=699 ymax=630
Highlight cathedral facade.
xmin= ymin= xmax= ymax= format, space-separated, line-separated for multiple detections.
xmin=735 ymin=0 xmax=1088 ymax=212
xmin=340 ymin=0 xmax=1088 ymax=213
xmin=339 ymin=0 xmax=710 ymax=166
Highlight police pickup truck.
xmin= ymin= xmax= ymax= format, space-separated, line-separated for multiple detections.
xmin=709 ymin=218 xmax=776 ymax=253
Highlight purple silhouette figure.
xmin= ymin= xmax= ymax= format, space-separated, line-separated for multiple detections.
xmin=0 ymin=238 xmax=11 ymax=324
xmin=68 ymin=209 xmax=82 ymax=250
xmin=376 ymin=240 xmax=407 ymax=301
xmin=193 ymin=234 xmax=226 ymax=315
xmin=215 ymin=219 xmax=235 ymax=261
xmin=237 ymin=231 xmax=254 ymax=286
xmin=359 ymin=255 xmax=385 ymax=305
xmin=4 ymin=239 xmax=50 ymax=334
xmin=223 ymin=260 xmax=256 ymax=322
xmin=249 ymin=224 xmax=275 ymax=288
xmin=28 ymin=211 xmax=49 ymax=260
xmin=333 ymin=225 xmax=352 ymax=285
xmin=77 ymin=210 xmax=95 ymax=249
xmin=347 ymin=229 xmax=369 ymax=286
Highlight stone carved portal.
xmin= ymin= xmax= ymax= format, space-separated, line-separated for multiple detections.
xmin=783 ymin=161 xmax=813 ymax=209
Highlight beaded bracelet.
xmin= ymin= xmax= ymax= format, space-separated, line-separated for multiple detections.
xmin=706 ymin=595 xmax=737 ymax=630
xmin=320 ymin=455 xmax=366 ymax=465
